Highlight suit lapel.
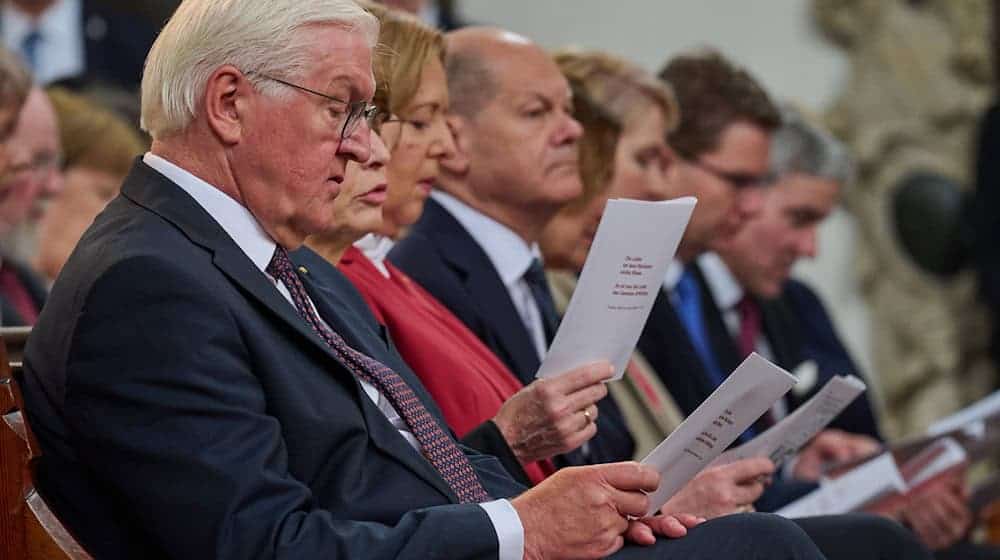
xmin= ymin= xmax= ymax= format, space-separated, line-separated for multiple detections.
xmin=297 ymin=266 xmax=459 ymax=502
xmin=423 ymin=200 xmax=541 ymax=383
xmin=122 ymin=162 xmax=461 ymax=502
xmin=639 ymin=289 xmax=720 ymax=417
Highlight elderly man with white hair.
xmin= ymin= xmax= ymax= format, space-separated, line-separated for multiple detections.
xmin=20 ymin=1 xmax=832 ymax=559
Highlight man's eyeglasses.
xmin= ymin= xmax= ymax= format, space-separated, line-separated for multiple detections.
xmin=251 ymin=73 xmax=378 ymax=140
xmin=691 ymin=159 xmax=774 ymax=189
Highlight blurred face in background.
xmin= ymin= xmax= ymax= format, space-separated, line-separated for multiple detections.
xmin=35 ymin=166 xmax=121 ymax=280
xmin=667 ymin=121 xmax=770 ymax=261
xmin=541 ymin=107 xmax=673 ymax=272
xmin=0 ymin=87 xmax=63 ymax=236
xmin=715 ymin=173 xmax=841 ymax=298
xmin=379 ymin=55 xmax=455 ymax=237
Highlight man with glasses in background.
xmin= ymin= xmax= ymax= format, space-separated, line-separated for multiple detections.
xmin=638 ymin=50 xmax=896 ymax=531
xmin=0 ymin=78 xmax=62 ymax=325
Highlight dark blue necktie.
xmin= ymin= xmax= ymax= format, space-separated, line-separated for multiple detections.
xmin=20 ymin=28 xmax=42 ymax=73
xmin=523 ymin=257 xmax=559 ymax=344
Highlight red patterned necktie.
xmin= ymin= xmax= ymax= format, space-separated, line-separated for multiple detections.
xmin=736 ymin=295 xmax=762 ymax=359
xmin=267 ymin=247 xmax=489 ymax=503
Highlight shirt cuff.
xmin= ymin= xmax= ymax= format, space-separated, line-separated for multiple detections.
xmin=479 ymin=499 xmax=524 ymax=560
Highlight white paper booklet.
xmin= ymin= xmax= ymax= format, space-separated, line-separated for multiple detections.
xmin=713 ymin=375 xmax=867 ymax=469
xmin=536 ymin=197 xmax=696 ymax=381
xmin=639 ymin=353 xmax=796 ymax=516
xmin=927 ymin=389 xmax=1000 ymax=436
xmin=777 ymin=453 xmax=907 ymax=518
xmin=777 ymin=437 xmax=967 ymax=519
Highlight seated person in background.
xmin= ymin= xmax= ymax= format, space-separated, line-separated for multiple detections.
xmin=304 ymin=2 xmax=609 ymax=486
xmin=539 ymin=48 xmax=686 ymax=460
xmin=0 ymin=46 xmax=32 ymax=173
xmin=534 ymin=47 xmax=929 ymax=560
xmin=709 ymin=105 xmax=998 ymax=559
xmin=0 ymin=83 xmax=63 ymax=324
xmin=20 ymin=1 xmax=830 ymax=558
xmin=34 ymin=87 xmax=146 ymax=281
xmin=633 ymin=50 xmax=880 ymax=513
xmin=390 ymin=25 xmax=637 ymax=466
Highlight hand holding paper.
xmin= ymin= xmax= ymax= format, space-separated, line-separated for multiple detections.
xmin=713 ymin=375 xmax=867 ymax=474
xmin=639 ymin=353 xmax=796 ymax=516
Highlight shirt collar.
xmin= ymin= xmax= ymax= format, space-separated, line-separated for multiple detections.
xmin=431 ymin=190 xmax=541 ymax=286
xmin=697 ymin=252 xmax=744 ymax=311
xmin=354 ymin=233 xmax=394 ymax=278
xmin=142 ymin=152 xmax=277 ymax=273
xmin=662 ymin=259 xmax=685 ymax=292
xmin=2 ymin=0 xmax=76 ymax=47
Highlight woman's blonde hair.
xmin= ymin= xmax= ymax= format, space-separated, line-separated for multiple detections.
xmin=358 ymin=1 xmax=445 ymax=119
xmin=48 ymin=88 xmax=146 ymax=180
xmin=553 ymin=49 xmax=680 ymax=211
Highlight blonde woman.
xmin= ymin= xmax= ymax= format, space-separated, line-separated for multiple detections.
xmin=306 ymin=3 xmax=610 ymax=486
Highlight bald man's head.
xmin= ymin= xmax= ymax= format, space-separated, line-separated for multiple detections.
xmin=438 ymin=26 xmax=583 ymax=243
xmin=445 ymin=27 xmax=541 ymax=119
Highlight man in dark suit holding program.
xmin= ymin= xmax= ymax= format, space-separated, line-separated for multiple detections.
xmin=18 ymin=1 xmax=832 ymax=559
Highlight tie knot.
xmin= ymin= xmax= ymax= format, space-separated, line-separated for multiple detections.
xmin=266 ymin=246 xmax=295 ymax=279
xmin=523 ymin=257 xmax=547 ymax=287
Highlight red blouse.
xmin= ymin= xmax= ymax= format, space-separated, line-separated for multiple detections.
xmin=339 ymin=245 xmax=555 ymax=485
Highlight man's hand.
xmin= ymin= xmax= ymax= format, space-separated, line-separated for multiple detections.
xmin=493 ymin=362 xmax=612 ymax=464
xmin=793 ymin=429 xmax=880 ymax=481
xmin=661 ymin=458 xmax=774 ymax=519
xmin=899 ymin=471 xmax=972 ymax=551
xmin=511 ymin=462 xmax=659 ymax=560
xmin=625 ymin=513 xmax=705 ymax=545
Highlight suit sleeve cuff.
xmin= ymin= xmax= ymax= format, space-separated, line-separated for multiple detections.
xmin=479 ymin=499 xmax=523 ymax=560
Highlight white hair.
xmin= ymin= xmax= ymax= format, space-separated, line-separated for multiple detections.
xmin=140 ymin=0 xmax=379 ymax=139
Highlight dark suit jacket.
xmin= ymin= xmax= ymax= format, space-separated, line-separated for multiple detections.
xmin=0 ymin=257 xmax=47 ymax=326
xmin=21 ymin=161 xmax=523 ymax=560
xmin=760 ymin=279 xmax=883 ymax=441
xmin=390 ymin=197 xmax=635 ymax=464
xmin=294 ymin=246 xmax=535 ymax=487
xmin=636 ymin=264 xmax=816 ymax=511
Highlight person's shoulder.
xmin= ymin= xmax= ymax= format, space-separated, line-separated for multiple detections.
xmin=780 ymin=278 xmax=826 ymax=313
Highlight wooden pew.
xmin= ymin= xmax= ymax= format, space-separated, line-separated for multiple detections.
xmin=0 ymin=334 xmax=91 ymax=559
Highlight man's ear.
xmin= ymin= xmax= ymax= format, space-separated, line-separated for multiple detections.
xmin=439 ymin=113 xmax=471 ymax=175
xmin=203 ymin=65 xmax=249 ymax=145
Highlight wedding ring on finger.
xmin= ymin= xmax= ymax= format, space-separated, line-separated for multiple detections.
xmin=582 ymin=407 xmax=593 ymax=424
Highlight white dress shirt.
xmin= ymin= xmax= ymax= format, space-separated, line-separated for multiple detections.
xmin=2 ymin=0 xmax=84 ymax=84
xmin=354 ymin=233 xmax=395 ymax=278
xmin=432 ymin=191 xmax=549 ymax=361
xmin=142 ymin=154 xmax=523 ymax=559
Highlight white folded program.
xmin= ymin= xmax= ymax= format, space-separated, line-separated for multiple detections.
xmin=712 ymin=374 xmax=867 ymax=470
xmin=639 ymin=353 xmax=796 ymax=516
xmin=536 ymin=197 xmax=696 ymax=381
xmin=777 ymin=437 xmax=967 ymax=518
